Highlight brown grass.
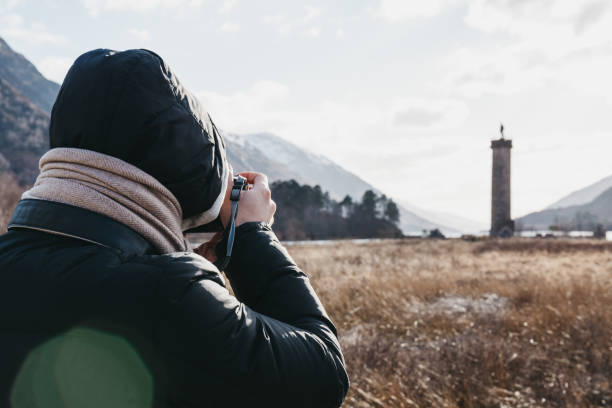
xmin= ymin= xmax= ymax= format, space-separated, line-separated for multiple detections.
xmin=287 ymin=238 xmax=612 ymax=407
xmin=474 ymin=238 xmax=612 ymax=254
xmin=0 ymin=172 xmax=24 ymax=232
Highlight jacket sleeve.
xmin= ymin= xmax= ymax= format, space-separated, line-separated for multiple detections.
xmin=155 ymin=222 xmax=349 ymax=408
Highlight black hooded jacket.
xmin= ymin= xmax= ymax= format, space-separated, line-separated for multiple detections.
xmin=0 ymin=49 xmax=349 ymax=407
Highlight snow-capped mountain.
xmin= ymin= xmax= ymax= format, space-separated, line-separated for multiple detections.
xmin=223 ymin=132 xmax=305 ymax=185
xmin=223 ymin=132 xmax=453 ymax=234
xmin=228 ymin=132 xmax=374 ymax=200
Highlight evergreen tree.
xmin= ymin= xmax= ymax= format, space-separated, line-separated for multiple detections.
xmin=359 ymin=190 xmax=378 ymax=218
xmin=384 ymin=200 xmax=400 ymax=225
xmin=340 ymin=195 xmax=353 ymax=218
xmin=377 ymin=194 xmax=389 ymax=217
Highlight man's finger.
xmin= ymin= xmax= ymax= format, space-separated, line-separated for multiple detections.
xmin=238 ymin=172 xmax=268 ymax=188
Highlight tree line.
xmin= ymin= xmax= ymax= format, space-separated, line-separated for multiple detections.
xmin=548 ymin=211 xmax=609 ymax=233
xmin=270 ymin=179 xmax=402 ymax=241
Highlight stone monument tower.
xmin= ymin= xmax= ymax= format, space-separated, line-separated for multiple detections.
xmin=490 ymin=124 xmax=514 ymax=237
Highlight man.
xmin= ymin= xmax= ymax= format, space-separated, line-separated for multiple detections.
xmin=0 ymin=49 xmax=349 ymax=407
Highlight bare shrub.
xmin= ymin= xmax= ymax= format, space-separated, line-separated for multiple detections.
xmin=287 ymin=239 xmax=612 ymax=407
xmin=0 ymin=172 xmax=24 ymax=232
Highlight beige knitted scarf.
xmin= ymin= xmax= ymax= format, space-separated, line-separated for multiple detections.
xmin=22 ymin=148 xmax=188 ymax=254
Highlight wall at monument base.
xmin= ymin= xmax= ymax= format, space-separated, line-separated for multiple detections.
xmin=491 ymin=220 xmax=515 ymax=238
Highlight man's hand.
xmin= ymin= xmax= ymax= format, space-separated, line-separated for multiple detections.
xmin=194 ymin=171 xmax=276 ymax=264
xmin=235 ymin=172 xmax=276 ymax=226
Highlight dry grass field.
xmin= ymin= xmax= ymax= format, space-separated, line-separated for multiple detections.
xmin=287 ymin=238 xmax=612 ymax=407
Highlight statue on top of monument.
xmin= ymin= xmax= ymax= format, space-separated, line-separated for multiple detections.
xmin=500 ymin=123 xmax=505 ymax=139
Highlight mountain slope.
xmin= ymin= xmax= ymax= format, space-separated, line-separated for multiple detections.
xmin=0 ymin=37 xmax=60 ymax=112
xmin=519 ymin=186 xmax=612 ymax=229
xmin=0 ymin=78 xmax=50 ymax=184
xmin=225 ymin=132 xmax=451 ymax=233
xmin=243 ymin=133 xmax=374 ymax=201
xmin=0 ymin=37 xmax=60 ymax=185
xmin=223 ymin=132 xmax=305 ymax=184
xmin=546 ymin=175 xmax=612 ymax=209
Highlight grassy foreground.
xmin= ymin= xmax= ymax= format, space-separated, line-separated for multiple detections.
xmin=286 ymin=238 xmax=612 ymax=407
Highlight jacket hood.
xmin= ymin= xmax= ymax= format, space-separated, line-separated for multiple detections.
xmin=49 ymin=48 xmax=228 ymax=229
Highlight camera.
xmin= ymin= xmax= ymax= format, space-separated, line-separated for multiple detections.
xmin=231 ymin=175 xmax=249 ymax=200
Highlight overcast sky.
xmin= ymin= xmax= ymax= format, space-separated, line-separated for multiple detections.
xmin=2 ymin=0 xmax=612 ymax=223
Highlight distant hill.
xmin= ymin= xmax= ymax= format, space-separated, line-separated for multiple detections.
xmin=0 ymin=78 xmax=50 ymax=184
xmin=0 ymin=36 xmax=59 ymax=185
xmin=243 ymin=132 xmax=375 ymax=201
xmin=546 ymin=175 xmax=612 ymax=209
xmin=519 ymin=186 xmax=612 ymax=230
xmin=223 ymin=132 xmax=305 ymax=185
xmin=0 ymin=37 xmax=60 ymax=112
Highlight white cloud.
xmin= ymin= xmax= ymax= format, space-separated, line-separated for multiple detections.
xmin=264 ymin=6 xmax=324 ymax=37
xmin=263 ymin=13 xmax=283 ymax=25
xmin=38 ymin=56 xmax=73 ymax=83
xmin=336 ymin=27 xmax=344 ymax=38
xmin=442 ymin=45 xmax=551 ymax=97
xmin=374 ymin=0 xmax=459 ymax=22
xmin=465 ymin=0 xmax=612 ymax=56
xmin=198 ymin=81 xmax=291 ymax=129
xmin=392 ymin=98 xmax=469 ymax=132
xmin=0 ymin=0 xmax=23 ymax=12
xmin=301 ymin=26 xmax=320 ymax=38
xmin=81 ymin=0 xmax=204 ymax=16
xmin=128 ymin=28 xmax=151 ymax=41
xmin=220 ymin=21 xmax=239 ymax=32
xmin=264 ymin=14 xmax=293 ymax=35
xmin=218 ymin=0 xmax=236 ymax=14
xmin=440 ymin=0 xmax=612 ymax=101
xmin=0 ymin=13 xmax=67 ymax=44
xmin=80 ymin=0 xmax=101 ymax=16
xmin=303 ymin=5 xmax=321 ymax=22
